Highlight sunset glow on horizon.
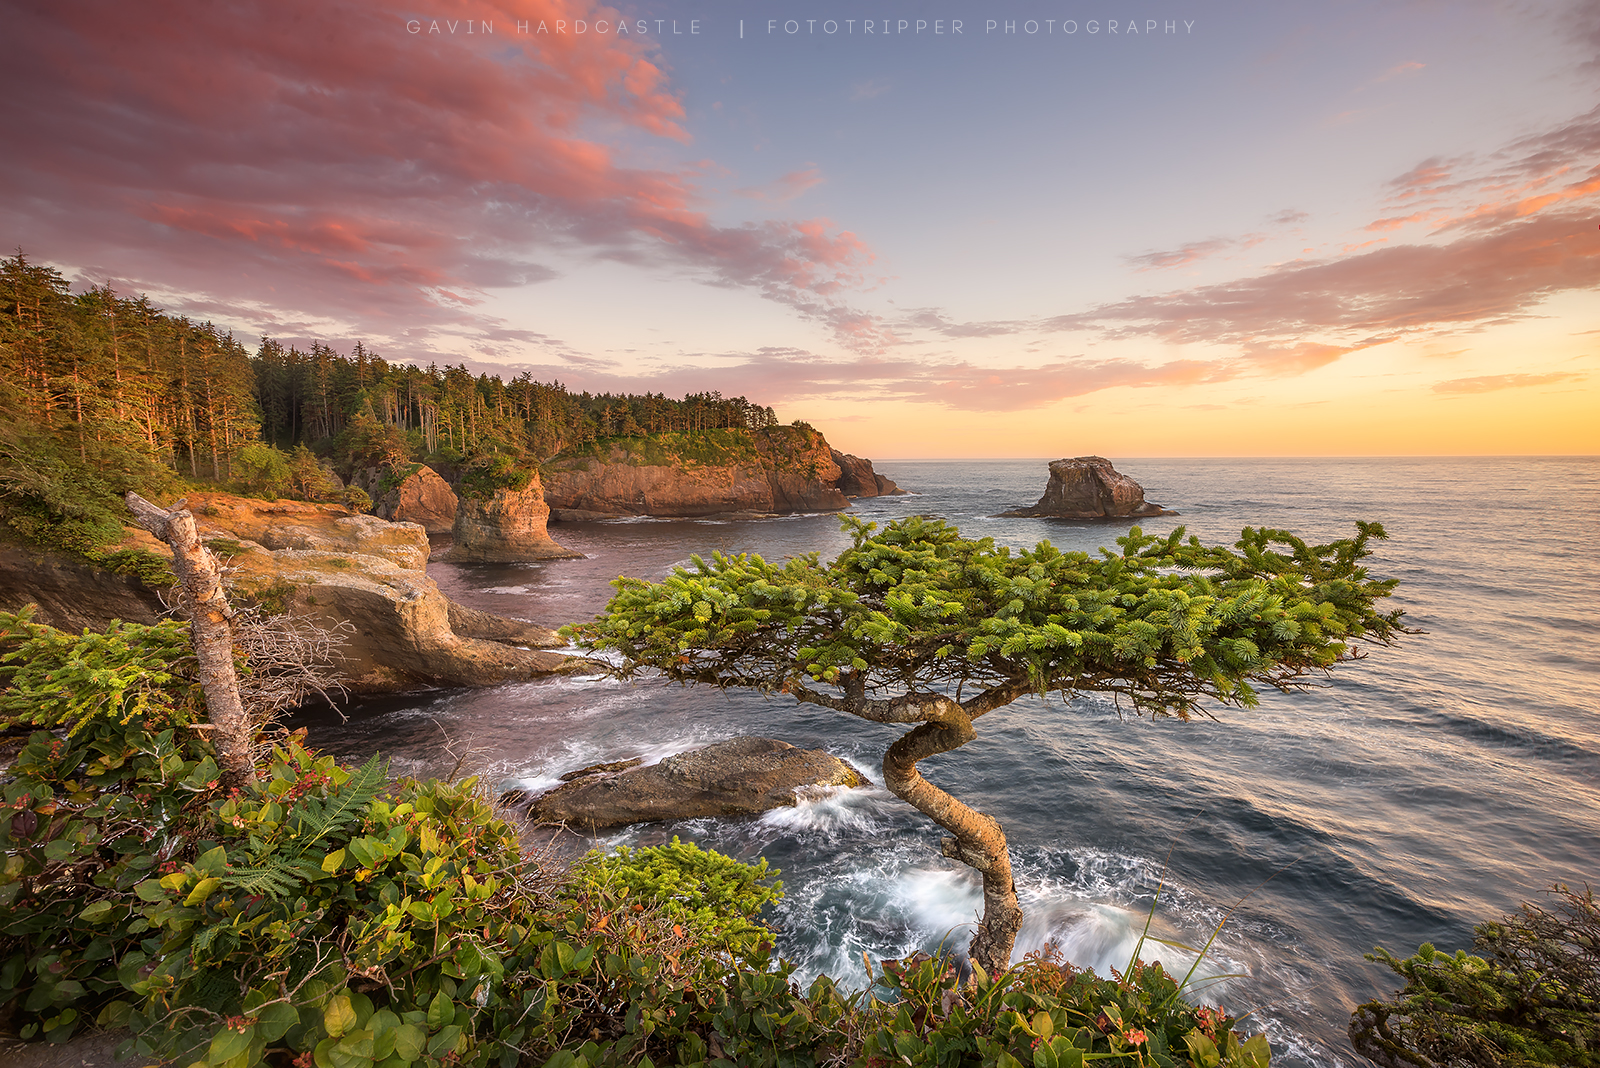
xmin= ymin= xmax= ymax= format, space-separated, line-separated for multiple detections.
xmin=2 ymin=0 xmax=1597 ymax=458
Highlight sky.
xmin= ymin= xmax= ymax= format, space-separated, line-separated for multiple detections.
xmin=2 ymin=0 xmax=1597 ymax=458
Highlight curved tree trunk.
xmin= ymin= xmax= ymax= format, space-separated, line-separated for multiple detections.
xmin=882 ymin=716 xmax=1023 ymax=977
xmin=125 ymin=492 xmax=256 ymax=791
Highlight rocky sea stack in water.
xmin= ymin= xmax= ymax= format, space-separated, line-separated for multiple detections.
xmin=831 ymin=448 xmax=905 ymax=498
xmin=451 ymin=460 xmax=581 ymax=562
xmin=997 ymin=456 xmax=1177 ymax=520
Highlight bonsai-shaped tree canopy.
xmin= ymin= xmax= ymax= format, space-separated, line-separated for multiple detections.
xmin=569 ymin=516 xmax=1408 ymax=975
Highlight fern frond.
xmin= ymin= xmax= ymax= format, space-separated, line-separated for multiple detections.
xmin=220 ymin=865 xmax=302 ymax=897
xmin=289 ymin=753 xmax=386 ymax=855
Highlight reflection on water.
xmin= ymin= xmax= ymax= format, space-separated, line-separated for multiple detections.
xmin=289 ymin=457 xmax=1600 ymax=1068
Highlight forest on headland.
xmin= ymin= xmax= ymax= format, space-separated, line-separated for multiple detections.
xmin=0 ymin=249 xmax=781 ymax=548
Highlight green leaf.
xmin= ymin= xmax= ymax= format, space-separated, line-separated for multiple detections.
xmin=255 ymin=1002 xmax=299 ymax=1042
xmin=78 ymin=900 xmax=116 ymax=924
xmin=324 ymin=994 xmax=357 ymax=1038
xmin=184 ymin=876 xmax=222 ymax=906
xmin=427 ymin=1024 xmax=462 ymax=1058
xmin=209 ymin=1023 xmax=254 ymax=1064
xmin=1184 ymin=1030 xmax=1221 ymax=1068
xmin=322 ymin=848 xmax=346 ymax=873
xmin=391 ymin=1023 xmax=425 ymax=1062
xmin=426 ymin=990 xmax=452 ymax=1031
xmin=195 ymin=845 xmax=229 ymax=876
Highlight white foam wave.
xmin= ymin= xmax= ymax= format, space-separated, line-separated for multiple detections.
xmin=478 ymin=585 xmax=531 ymax=595
xmin=757 ymin=783 xmax=896 ymax=836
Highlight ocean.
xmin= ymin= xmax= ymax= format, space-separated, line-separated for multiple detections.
xmin=287 ymin=456 xmax=1600 ymax=1067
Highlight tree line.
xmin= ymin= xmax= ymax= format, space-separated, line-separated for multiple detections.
xmin=0 ymin=250 xmax=780 ymax=532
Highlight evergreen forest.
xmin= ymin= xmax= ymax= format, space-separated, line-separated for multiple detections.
xmin=0 ymin=249 xmax=779 ymax=554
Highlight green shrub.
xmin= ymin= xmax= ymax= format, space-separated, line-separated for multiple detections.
xmin=459 ymin=455 xmax=534 ymax=502
xmin=343 ymin=486 xmax=373 ymax=514
xmin=2 ymin=609 xmax=1274 ymax=1067
xmin=857 ymin=948 xmax=1263 ymax=1068
xmin=1352 ymin=886 xmax=1600 ymax=1067
xmin=233 ymin=443 xmax=293 ymax=499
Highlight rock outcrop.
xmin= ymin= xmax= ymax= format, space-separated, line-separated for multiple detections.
xmin=542 ymin=426 xmax=853 ymax=520
xmin=831 ymin=449 xmax=905 ymax=498
xmin=522 ymin=736 xmax=870 ymax=831
xmin=0 ymin=541 xmax=165 ymax=630
xmin=996 ymin=456 xmax=1177 ymax=520
xmin=0 ymin=494 xmax=581 ymax=694
xmin=451 ymin=472 xmax=581 ymax=563
xmin=366 ymin=464 xmax=458 ymax=533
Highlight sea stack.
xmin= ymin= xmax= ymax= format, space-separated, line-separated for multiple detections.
xmin=452 ymin=469 xmax=581 ymax=562
xmin=830 ymin=448 xmax=906 ymax=498
xmin=997 ymin=456 xmax=1177 ymax=519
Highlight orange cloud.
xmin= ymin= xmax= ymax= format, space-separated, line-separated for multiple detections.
xmin=1432 ymin=372 xmax=1585 ymax=394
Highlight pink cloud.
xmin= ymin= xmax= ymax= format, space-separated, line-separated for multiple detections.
xmin=1048 ymin=108 xmax=1600 ymax=367
xmin=735 ymin=166 xmax=825 ymax=203
xmin=1126 ymin=238 xmax=1235 ymax=271
xmin=1382 ymin=61 xmax=1424 ymax=79
xmin=0 ymin=0 xmax=885 ymax=355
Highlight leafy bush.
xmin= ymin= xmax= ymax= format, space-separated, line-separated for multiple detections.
xmin=234 ymin=443 xmax=293 ymax=499
xmin=2 ymin=609 xmax=1276 ymax=1067
xmin=857 ymin=948 xmax=1263 ymax=1068
xmin=1351 ymin=885 xmax=1600 ymax=1067
xmin=343 ymin=486 xmax=373 ymax=514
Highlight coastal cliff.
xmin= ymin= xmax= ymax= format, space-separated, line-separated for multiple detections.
xmin=542 ymin=425 xmax=881 ymax=519
xmin=832 ymin=448 xmax=904 ymax=497
xmin=0 ymin=494 xmax=581 ymax=694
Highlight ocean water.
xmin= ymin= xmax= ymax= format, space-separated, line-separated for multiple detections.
xmin=287 ymin=457 xmax=1600 ymax=1067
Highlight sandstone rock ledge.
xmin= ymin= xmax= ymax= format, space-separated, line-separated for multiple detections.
xmin=520 ymin=736 xmax=870 ymax=832
xmin=996 ymin=456 xmax=1177 ymax=520
xmin=185 ymin=495 xmax=579 ymax=691
xmin=0 ymin=493 xmax=585 ymax=695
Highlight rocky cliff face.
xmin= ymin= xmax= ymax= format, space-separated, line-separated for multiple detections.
xmin=0 ymin=494 xmax=580 ymax=694
xmin=360 ymin=464 xmax=458 ymax=533
xmin=0 ymin=541 xmax=164 ymax=630
xmin=542 ymin=426 xmax=854 ymax=520
xmin=451 ymin=472 xmax=581 ymax=563
xmin=831 ymin=449 xmax=904 ymax=497
xmin=996 ymin=456 xmax=1177 ymax=519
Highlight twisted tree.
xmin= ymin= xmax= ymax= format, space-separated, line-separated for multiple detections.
xmin=569 ymin=516 xmax=1408 ymax=976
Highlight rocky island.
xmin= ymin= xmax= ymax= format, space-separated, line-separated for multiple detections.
xmin=997 ymin=455 xmax=1177 ymax=520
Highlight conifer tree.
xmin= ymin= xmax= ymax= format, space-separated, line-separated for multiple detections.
xmin=570 ymin=516 xmax=1409 ymax=976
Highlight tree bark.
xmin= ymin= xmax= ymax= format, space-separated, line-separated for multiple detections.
xmin=125 ymin=491 xmax=257 ymax=791
xmin=881 ymin=710 xmax=1024 ymax=977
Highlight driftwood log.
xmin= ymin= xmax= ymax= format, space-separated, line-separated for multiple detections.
xmin=125 ymin=491 xmax=256 ymax=790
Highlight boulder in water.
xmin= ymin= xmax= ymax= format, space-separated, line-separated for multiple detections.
xmin=523 ymin=736 xmax=869 ymax=831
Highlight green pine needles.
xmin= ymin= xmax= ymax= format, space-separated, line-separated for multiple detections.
xmin=570 ymin=514 xmax=1408 ymax=721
